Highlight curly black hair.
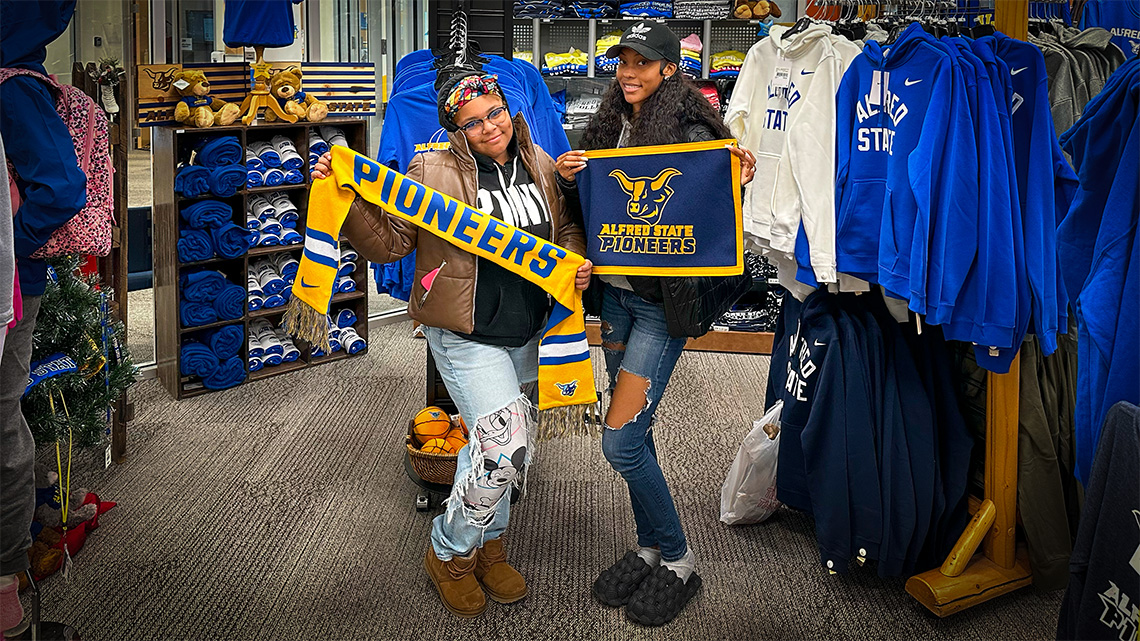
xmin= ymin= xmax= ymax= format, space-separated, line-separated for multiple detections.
xmin=580 ymin=72 xmax=732 ymax=150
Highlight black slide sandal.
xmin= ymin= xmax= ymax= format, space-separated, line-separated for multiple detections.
xmin=625 ymin=566 xmax=703 ymax=626
xmin=592 ymin=551 xmax=655 ymax=607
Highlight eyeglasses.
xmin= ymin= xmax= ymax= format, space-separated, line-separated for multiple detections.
xmin=457 ymin=106 xmax=509 ymax=134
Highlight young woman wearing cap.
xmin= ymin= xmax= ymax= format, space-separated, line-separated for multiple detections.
xmin=554 ymin=22 xmax=756 ymax=627
xmin=313 ymin=72 xmax=590 ymax=619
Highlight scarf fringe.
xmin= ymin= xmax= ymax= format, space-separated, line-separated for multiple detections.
xmin=282 ymin=298 xmax=332 ymax=354
xmin=537 ymin=403 xmax=601 ymax=440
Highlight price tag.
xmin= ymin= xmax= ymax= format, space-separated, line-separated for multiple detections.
xmin=868 ymin=70 xmax=882 ymax=106
xmin=104 ymin=444 xmax=112 ymax=469
xmin=773 ymin=66 xmax=791 ymax=89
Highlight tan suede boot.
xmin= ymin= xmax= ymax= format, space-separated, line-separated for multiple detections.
xmin=424 ymin=547 xmax=487 ymax=618
xmin=474 ymin=538 xmax=528 ymax=603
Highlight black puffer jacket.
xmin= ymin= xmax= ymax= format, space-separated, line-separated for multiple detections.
xmin=561 ymin=118 xmax=750 ymax=338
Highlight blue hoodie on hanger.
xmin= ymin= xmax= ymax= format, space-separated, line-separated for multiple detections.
xmin=834 ymin=23 xmax=978 ymax=316
xmin=0 ymin=0 xmax=87 ymax=297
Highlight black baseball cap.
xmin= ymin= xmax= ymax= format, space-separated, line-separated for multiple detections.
xmin=605 ymin=21 xmax=681 ymax=65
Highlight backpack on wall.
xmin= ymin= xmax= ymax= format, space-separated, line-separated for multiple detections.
xmin=0 ymin=67 xmax=114 ymax=258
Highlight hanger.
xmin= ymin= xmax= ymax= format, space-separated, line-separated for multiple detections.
xmin=432 ymin=3 xmax=489 ymax=76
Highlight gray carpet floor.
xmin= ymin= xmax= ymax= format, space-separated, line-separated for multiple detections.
xmin=29 ymin=321 xmax=1062 ymax=640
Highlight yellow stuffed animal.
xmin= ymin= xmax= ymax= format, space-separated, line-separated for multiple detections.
xmin=172 ymin=69 xmax=240 ymax=128
xmin=266 ymin=69 xmax=328 ymax=122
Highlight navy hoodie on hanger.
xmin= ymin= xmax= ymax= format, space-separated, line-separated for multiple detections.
xmin=0 ymin=0 xmax=86 ymax=297
xmin=834 ymin=23 xmax=978 ymax=318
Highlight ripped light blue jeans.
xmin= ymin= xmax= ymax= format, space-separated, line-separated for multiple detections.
xmin=599 ymin=283 xmax=690 ymax=562
xmin=424 ymin=326 xmax=538 ymax=561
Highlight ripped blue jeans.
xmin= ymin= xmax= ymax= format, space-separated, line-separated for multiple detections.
xmin=424 ymin=326 xmax=537 ymax=561
xmin=599 ymin=283 xmax=689 ymax=562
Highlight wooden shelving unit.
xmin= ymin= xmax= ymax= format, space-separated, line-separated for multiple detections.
xmin=152 ymin=117 xmax=371 ymax=399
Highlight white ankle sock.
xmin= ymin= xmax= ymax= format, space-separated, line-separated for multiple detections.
xmin=635 ymin=546 xmax=662 ymax=567
xmin=662 ymin=548 xmax=696 ymax=583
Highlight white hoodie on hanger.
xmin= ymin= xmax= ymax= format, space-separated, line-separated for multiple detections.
xmin=725 ymin=24 xmax=861 ymax=298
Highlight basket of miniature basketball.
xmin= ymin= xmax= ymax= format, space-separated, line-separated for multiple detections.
xmin=406 ymin=425 xmax=458 ymax=486
xmin=406 ymin=406 xmax=470 ymax=485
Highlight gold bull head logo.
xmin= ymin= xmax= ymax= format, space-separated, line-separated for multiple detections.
xmin=609 ymin=168 xmax=682 ymax=226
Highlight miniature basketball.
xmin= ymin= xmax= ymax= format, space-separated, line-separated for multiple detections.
xmin=413 ymin=406 xmax=452 ymax=446
xmin=451 ymin=414 xmax=468 ymax=438
xmin=445 ymin=433 xmax=468 ymax=452
xmin=420 ymin=437 xmax=457 ymax=455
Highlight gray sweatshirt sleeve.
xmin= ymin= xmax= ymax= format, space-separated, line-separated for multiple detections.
xmin=0 ymin=132 xmax=15 ymax=326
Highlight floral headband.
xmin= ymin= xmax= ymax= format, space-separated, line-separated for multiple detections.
xmin=444 ymin=74 xmax=501 ymax=123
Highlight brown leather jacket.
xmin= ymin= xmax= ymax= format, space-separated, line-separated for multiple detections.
xmin=341 ymin=115 xmax=586 ymax=334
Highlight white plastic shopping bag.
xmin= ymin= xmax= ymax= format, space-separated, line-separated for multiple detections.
xmin=719 ymin=400 xmax=782 ymax=525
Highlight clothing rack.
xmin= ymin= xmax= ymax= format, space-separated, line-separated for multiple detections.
xmin=903 ymin=0 xmax=1034 ymax=617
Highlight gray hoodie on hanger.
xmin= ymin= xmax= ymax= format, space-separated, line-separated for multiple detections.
xmin=0 ymin=132 xmax=14 ymax=328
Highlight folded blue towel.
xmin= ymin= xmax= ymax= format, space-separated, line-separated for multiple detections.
xmin=202 ymin=355 xmax=246 ymax=390
xmin=181 ymin=270 xmax=227 ymax=302
xmin=277 ymin=256 xmax=300 ymax=279
xmin=249 ymin=141 xmax=281 ymax=168
xmin=181 ymin=200 xmax=232 ymax=229
xmin=311 ymin=346 xmax=327 ymax=357
xmin=248 ymin=294 xmax=263 ymax=311
xmin=245 ymin=149 xmax=265 ymax=171
xmin=248 ymin=335 xmax=264 ymax=358
xmin=256 ymin=232 xmax=281 ymax=247
xmin=281 ymin=340 xmax=299 ymax=362
xmin=281 ymin=230 xmax=302 ymax=245
xmin=271 ymin=135 xmax=304 ymax=170
xmin=180 ymin=301 xmax=218 ymax=327
xmin=263 ymin=293 xmax=286 ymax=308
xmin=247 ymin=233 xmax=259 ymax=248
xmin=246 ymin=215 xmax=261 ymax=230
xmin=281 ymin=287 xmax=293 ymax=302
xmin=342 ymin=328 xmax=366 ymax=354
xmin=264 ymin=353 xmax=283 ymax=367
xmin=308 ymin=130 xmax=330 ymax=156
xmin=284 ymin=168 xmax=305 ymax=184
xmin=248 ymin=356 xmax=264 ymax=372
xmin=208 ymin=324 xmax=243 ymax=358
xmin=338 ymin=261 xmax=356 ymax=278
xmin=247 ymin=170 xmax=264 ymax=189
xmin=335 ymin=309 xmax=356 ymax=328
xmin=214 ymin=283 xmax=245 ymax=320
xmin=180 ymin=342 xmax=219 ymax=377
xmin=337 ymin=277 xmax=356 ymax=293
xmin=263 ymin=168 xmax=286 ymax=186
xmin=256 ymin=270 xmax=286 ymax=295
xmin=177 ymin=229 xmax=214 ymax=262
xmin=210 ymin=165 xmax=246 ymax=197
xmin=330 ymin=337 xmax=342 ymax=352
xmin=260 ymin=218 xmax=282 ymax=236
xmin=196 ymin=136 xmax=243 ymax=168
xmin=211 ymin=223 xmax=249 ymax=259
xmin=175 ymin=164 xmax=211 ymax=198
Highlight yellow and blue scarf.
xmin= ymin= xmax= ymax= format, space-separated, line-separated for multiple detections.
xmin=285 ymin=146 xmax=598 ymax=435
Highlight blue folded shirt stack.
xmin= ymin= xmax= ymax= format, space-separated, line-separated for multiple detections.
xmin=620 ymin=0 xmax=673 ymax=17
xmin=515 ymin=0 xmax=566 ymax=18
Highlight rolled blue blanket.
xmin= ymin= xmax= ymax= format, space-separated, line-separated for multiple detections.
xmin=257 ymin=232 xmax=281 ymax=247
xmin=248 ymin=335 xmax=264 ymax=358
xmin=249 ymin=356 xmax=264 ymax=372
xmin=342 ymin=327 xmax=366 ymax=354
xmin=180 ymin=270 xmax=227 ymax=302
xmin=341 ymin=249 xmax=359 ymax=262
xmin=280 ymin=230 xmax=302 ymax=245
xmin=210 ymin=165 xmax=246 ymax=197
xmin=245 ymin=149 xmax=265 ymax=172
xmin=180 ymin=342 xmax=219 ymax=377
xmin=181 ymin=200 xmax=232 ymax=229
xmin=264 ymin=353 xmax=283 ymax=367
xmin=308 ymin=129 xmax=330 ymax=156
xmin=337 ymin=277 xmax=356 ymax=293
xmin=249 ymin=294 xmax=263 ymax=311
xmin=271 ymin=135 xmax=304 ymax=170
xmin=276 ymin=255 xmax=299 ymax=280
xmin=278 ymin=210 xmax=299 ymax=227
xmin=247 ymin=233 xmax=259 ymax=248
xmin=311 ymin=346 xmax=326 ymax=357
xmin=202 ymin=355 xmax=246 ymax=390
xmin=335 ymin=309 xmax=356 ymax=328
xmin=196 ymin=136 xmax=243 ymax=168
xmin=284 ymin=168 xmax=305 ymax=184
xmin=211 ymin=223 xmax=249 ymax=260
xmin=248 ymin=140 xmax=281 ymax=168
xmin=246 ymin=215 xmax=261 ymax=231
xmin=260 ymin=217 xmax=282 ymax=236
xmin=180 ymin=301 xmax=218 ymax=327
xmin=175 ymin=164 xmax=211 ymax=198
xmin=247 ymin=170 xmax=264 ymax=189
xmin=329 ymin=337 xmax=342 ymax=353
xmin=280 ymin=339 xmax=300 ymax=362
xmin=208 ymin=324 xmax=243 ymax=358
xmin=213 ymin=283 xmax=245 ymax=320
xmin=177 ymin=229 xmax=214 ymax=263
xmin=337 ymin=261 xmax=356 ymax=278
xmin=263 ymin=293 xmax=286 ymax=308
xmin=263 ymin=168 xmax=286 ymax=186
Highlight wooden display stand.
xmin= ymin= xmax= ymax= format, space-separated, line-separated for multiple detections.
xmin=151 ymin=117 xmax=370 ymax=400
xmin=904 ymin=1 xmax=1034 ymax=617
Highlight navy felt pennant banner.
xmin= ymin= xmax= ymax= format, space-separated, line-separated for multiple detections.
xmin=578 ymin=139 xmax=744 ymax=277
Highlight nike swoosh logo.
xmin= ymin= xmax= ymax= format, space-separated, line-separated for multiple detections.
xmin=300 ymin=278 xmax=318 ymax=289
xmin=800 ymin=70 xmax=815 ymax=75
xmin=813 ymin=339 xmax=825 ymax=347
xmin=1011 ymin=67 xmax=1028 ymax=75
xmin=904 ymin=78 xmax=922 ymax=86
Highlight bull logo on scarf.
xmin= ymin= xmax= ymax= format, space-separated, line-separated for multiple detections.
xmin=609 ymin=168 xmax=682 ymax=226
